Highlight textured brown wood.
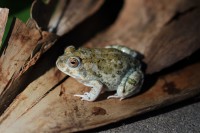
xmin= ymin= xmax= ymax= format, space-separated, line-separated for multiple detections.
xmin=0 ymin=0 xmax=200 ymax=132
xmin=0 ymin=19 xmax=57 ymax=113
xmin=86 ymin=0 xmax=200 ymax=73
xmin=0 ymin=0 xmax=103 ymax=114
xmin=31 ymin=0 xmax=104 ymax=35
xmin=0 ymin=19 xmax=41 ymax=93
xmin=0 ymin=60 xmax=200 ymax=133
xmin=0 ymin=8 xmax=9 ymax=46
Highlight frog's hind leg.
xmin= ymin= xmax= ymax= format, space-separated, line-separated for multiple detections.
xmin=105 ymin=45 xmax=138 ymax=58
xmin=107 ymin=69 xmax=143 ymax=101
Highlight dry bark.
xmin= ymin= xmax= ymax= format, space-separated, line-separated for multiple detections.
xmin=86 ymin=0 xmax=200 ymax=73
xmin=0 ymin=19 xmax=58 ymax=113
xmin=31 ymin=0 xmax=104 ymax=36
xmin=0 ymin=0 xmax=200 ymax=132
xmin=0 ymin=8 xmax=9 ymax=46
xmin=0 ymin=59 xmax=200 ymax=133
xmin=0 ymin=0 xmax=103 ymax=114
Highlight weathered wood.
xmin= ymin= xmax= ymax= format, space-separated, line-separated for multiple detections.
xmin=0 ymin=8 xmax=9 ymax=46
xmin=0 ymin=59 xmax=200 ymax=133
xmin=0 ymin=19 xmax=42 ymax=94
xmin=86 ymin=0 xmax=200 ymax=73
xmin=0 ymin=0 xmax=200 ymax=132
xmin=31 ymin=0 xmax=104 ymax=35
xmin=0 ymin=19 xmax=58 ymax=114
xmin=0 ymin=0 xmax=103 ymax=114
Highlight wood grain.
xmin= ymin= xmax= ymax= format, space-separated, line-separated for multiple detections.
xmin=0 ymin=19 xmax=41 ymax=94
xmin=0 ymin=0 xmax=103 ymax=114
xmin=0 ymin=60 xmax=199 ymax=133
xmin=0 ymin=8 xmax=9 ymax=46
xmin=86 ymin=0 xmax=200 ymax=73
xmin=0 ymin=0 xmax=200 ymax=132
xmin=31 ymin=0 xmax=104 ymax=36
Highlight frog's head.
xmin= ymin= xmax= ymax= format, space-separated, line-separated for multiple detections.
xmin=56 ymin=46 xmax=85 ymax=79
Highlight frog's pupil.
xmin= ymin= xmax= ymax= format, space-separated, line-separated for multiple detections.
xmin=69 ymin=58 xmax=79 ymax=67
xmin=71 ymin=61 xmax=76 ymax=64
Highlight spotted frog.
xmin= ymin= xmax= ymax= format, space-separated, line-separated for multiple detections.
xmin=56 ymin=45 xmax=144 ymax=101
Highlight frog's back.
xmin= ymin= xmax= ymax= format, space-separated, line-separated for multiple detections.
xmin=76 ymin=47 xmax=134 ymax=90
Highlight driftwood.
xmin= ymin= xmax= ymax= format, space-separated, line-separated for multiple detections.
xmin=0 ymin=0 xmax=200 ymax=132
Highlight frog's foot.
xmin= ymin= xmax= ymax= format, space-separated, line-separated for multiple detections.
xmin=74 ymin=80 xmax=103 ymax=102
xmin=74 ymin=92 xmax=95 ymax=101
xmin=107 ymin=94 xmax=124 ymax=101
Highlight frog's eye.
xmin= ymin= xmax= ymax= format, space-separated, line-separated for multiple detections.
xmin=67 ymin=57 xmax=81 ymax=68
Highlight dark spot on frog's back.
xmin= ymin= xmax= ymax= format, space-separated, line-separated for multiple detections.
xmin=112 ymin=74 xmax=116 ymax=78
xmin=162 ymin=81 xmax=181 ymax=95
xmin=96 ymin=73 xmax=102 ymax=78
xmin=115 ymin=62 xmax=123 ymax=69
xmin=82 ymin=51 xmax=87 ymax=55
xmin=117 ymin=71 xmax=122 ymax=75
xmin=98 ymin=65 xmax=102 ymax=70
xmin=92 ymin=71 xmax=102 ymax=78
xmin=128 ymin=78 xmax=137 ymax=85
xmin=105 ymin=82 xmax=111 ymax=87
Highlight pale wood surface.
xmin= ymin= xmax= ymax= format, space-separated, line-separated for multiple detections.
xmin=0 ymin=8 xmax=8 ymax=46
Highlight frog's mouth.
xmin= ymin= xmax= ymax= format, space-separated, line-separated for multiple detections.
xmin=56 ymin=59 xmax=62 ymax=69
xmin=56 ymin=64 xmax=69 ymax=76
xmin=56 ymin=56 xmax=84 ymax=80
xmin=56 ymin=59 xmax=72 ymax=75
xmin=56 ymin=59 xmax=67 ymax=73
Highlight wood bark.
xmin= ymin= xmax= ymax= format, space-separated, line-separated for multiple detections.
xmin=0 ymin=0 xmax=200 ymax=132
xmin=85 ymin=0 xmax=200 ymax=73
xmin=0 ymin=8 xmax=9 ymax=46
xmin=1 ymin=60 xmax=200 ymax=133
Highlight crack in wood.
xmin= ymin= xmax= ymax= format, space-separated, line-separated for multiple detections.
xmin=165 ymin=6 xmax=197 ymax=25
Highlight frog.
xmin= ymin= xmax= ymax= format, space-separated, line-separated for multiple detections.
xmin=56 ymin=45 xmax=144 ymax=101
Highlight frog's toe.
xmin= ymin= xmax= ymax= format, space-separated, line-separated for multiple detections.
xmin=120 ymin=97 xmax=125 ymax=101
xmin=107 ymin=94 xmax=121 ymax=99
xmin=107 ymin=94 xmax=125 ymax=101
xmin=74 ymin=93 xmax=94 ymax=101
xmin=74 ymin=94 xmax=84 ymax=98
xmin=74 ymin=94 xmax=87 ymax=99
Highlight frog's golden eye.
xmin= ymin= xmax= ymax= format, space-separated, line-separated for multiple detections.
xmin=67 ymin=57 xmax=81 ymax=68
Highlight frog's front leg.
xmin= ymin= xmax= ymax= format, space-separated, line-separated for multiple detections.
xmin=107 ymin=69 xmax=143 ymax=100
xmin=74 ymin=80 xmax=103 ymax=101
